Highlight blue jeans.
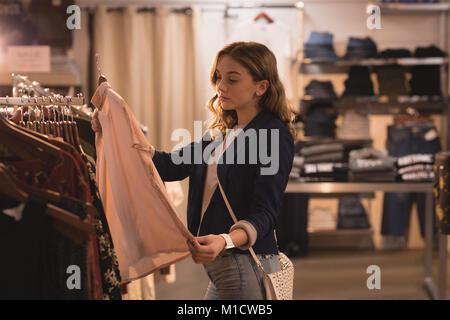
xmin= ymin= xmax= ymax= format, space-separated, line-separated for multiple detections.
xmin=305 ymin=31 xmax=339 ymax=61
xmin=382 ymin=123 xmax=440 ymax=238
xmin=203 ymin=252 xmax=281 ymax=300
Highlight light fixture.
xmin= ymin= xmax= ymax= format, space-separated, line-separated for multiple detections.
xmin=295 ymin=2 xmax=304 ymax=9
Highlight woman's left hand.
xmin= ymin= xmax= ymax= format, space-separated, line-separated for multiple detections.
xmin=187 ymin=235 xmax=226 ymax=264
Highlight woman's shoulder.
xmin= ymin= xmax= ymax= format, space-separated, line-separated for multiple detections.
xmin=259 ymin=111 xmax=293 ymax=140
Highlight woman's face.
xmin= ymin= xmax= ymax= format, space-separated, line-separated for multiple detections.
xmin=215 ymin=55 xmax=264 ymax=112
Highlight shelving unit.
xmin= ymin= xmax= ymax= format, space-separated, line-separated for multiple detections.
xmin=302 ymin=57 xmax=448 ymax=67
xmin=294 ymin=1 xmax=450 ymax=299
xmin=377 ymin=2 xmax=450 ymax=14
xmin=286 ymin=180 xmax=438 ymax=298
xmin=301 ymin=96 xmax=448 ymax=115
xmin=0 ymin=56 xmax=81 ymax=87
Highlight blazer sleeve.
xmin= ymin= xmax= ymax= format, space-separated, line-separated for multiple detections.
xmin=152 ymin=132 xmax=211 ymax=181
xmin=244 ymin=127 xmax=294 ymax=240
xmin=152 ymin=142 xmax=196 ymax=182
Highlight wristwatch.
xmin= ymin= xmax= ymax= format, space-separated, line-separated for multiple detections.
xmin=220 ymin=233 xmax=235 ymax=250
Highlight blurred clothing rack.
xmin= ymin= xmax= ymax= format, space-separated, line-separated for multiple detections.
xmin=0 ymin=96 xmax=85 ymax=106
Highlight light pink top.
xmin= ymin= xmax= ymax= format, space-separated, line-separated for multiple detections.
xmin=92 ymin=82 xmax=194 ymax=283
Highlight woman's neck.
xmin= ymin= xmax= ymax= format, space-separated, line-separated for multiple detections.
xmin=236 ymin=105 xmax=261 ymax=127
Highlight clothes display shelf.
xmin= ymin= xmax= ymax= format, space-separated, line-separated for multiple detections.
xmin=301 ymin=57 xmax=449 ymax=68
xmin=285 ymin=180 xmax=446 ymax=300
xmin=0 ymin=56 xmax=81 ymax=86
xmin=301 ymin=96 xmax=448 ymax=115
xmin=296 ymin=1 xmax=450 ymax=299
xmin=378 ymin=2 xmax=450 ymax=14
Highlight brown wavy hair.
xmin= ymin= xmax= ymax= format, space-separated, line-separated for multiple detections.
xmin=206 ymin=41 xmax=296 ymax=139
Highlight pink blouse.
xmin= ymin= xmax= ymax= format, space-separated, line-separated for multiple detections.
xmin=92 ymin=82 xmax=194 ymax=283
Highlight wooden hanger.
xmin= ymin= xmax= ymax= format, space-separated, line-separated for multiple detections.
xmin=0 ymin=114 xmax=61 ymax=165
xmin=2 ymin=164 xmax=99 ymax=218
xmin=0 ymin=164 xmax=95 ymax=242
xmin=70 ymin=116 xmax=84 ymax=154
xmin=254 ymin=11 xmax=274 ymax=23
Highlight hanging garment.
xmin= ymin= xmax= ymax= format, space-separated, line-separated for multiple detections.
xmin=228 ymin=19 xmax=295 ymax=101
xmin=91 ymin=81 xmax=193 ymax=283
xmin=0 ymin=198 xmax=90 ymax=300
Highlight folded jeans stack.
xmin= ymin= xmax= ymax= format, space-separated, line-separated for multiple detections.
xmin=410 ymin=46 xmax=446 ymax=96
xmin=303 ymin=102 xmax=337 ymax=138
xmin=343 ymin=37 xmax=378 ymax=59
xmin=375 ymin=66 xmax=409 ymax=97
xmin=342 ymin=66 xmax=375 ymax=97
xmin=348 ymin=148 xmax=397 ymax=181
xmin=304 ymin=80 xmax=338 ymax=100
xmin=337 ymin=196 xmax=371 ymax=229
xmin=336 ymin=110 xmax=371 ymax=140
xmin=304 ymin=31 xmax=339 ymax=61
xmin=300 ymin=143 xmax=347 ymax=181
xmin=397 ymin=153 xmax=435 ymax=181
xmin=378 ymin=48 xmax=412 ymax=59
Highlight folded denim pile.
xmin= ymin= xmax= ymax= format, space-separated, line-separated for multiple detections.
xmin=303 ymin=102 xmax=337 ymax=138
xmin=304 ymin=80 xmax=338 ymax=100
xmin=348 ymin=148 xmax=397 ymax=182
xmin=337 ymin=196 xmax=371 ymax=229
xmin=304 ymin=31 xmax=339 ymax=61
xmin=378 ymin=48 xmax=412 ymax=59
xmin=343 ymin=37 xmax=378 ymax=59
xmin=410 ymin=46 xmax=446 ymax=97
xmin=375 ymin=66 xmax=409 ymax=97
xmin=290 ymin=141 xmax=305 ymax=179
xmin=397 ymin=153 xmax=435 ymax=181
xmin=300 ymin=142 xmax=348 ymax=181
xmin=336 ymin=110 xmax=371 ymax=140
xmin=342 ymin=66 xmax=375 ymax=97
xmin=308 ymin=207 xmax=336 ymax=231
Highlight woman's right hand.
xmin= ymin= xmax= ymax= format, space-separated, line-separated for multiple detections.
xmin=91 ymin=109 xmax=102 ymax=133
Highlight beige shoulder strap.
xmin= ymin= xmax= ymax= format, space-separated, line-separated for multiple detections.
xmin=217 ymin=177 xmax=266 ymax=274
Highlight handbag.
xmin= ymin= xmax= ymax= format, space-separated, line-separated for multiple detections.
xmin=217 ymin=178 xmax=294 ymax=300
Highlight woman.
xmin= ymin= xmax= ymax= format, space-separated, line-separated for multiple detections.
xmin=94 ymin=41 xmax=295 ymax=299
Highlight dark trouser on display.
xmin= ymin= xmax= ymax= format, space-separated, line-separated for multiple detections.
xmin=382 ymin=123 xmax=440 ymax=244
xmin=277 ymin=193 xmax=309 ymax=257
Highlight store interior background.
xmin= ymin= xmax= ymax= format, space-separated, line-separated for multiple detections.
xmin=70 ymin=0 xmax=449 ymax=250
xmin=1 ymin=0 xmax=449 ymax=299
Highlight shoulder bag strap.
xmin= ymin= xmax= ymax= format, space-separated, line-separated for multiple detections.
xmin=217 ymin=177 xmax=267 ymax=275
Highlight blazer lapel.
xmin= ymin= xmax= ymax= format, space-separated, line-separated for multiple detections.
xmin=217 ymin=110 xmax=271 ymax=192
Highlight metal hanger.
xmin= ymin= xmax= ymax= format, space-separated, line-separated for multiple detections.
xmin=96 ymin=53 xmax=108 ymax=85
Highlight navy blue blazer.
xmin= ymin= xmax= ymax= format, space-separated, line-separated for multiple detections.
xmin=152 ymin=110 xmax=294 ymax=254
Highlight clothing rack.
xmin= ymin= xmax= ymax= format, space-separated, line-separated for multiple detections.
xmin=0 ymin=96 xmax=85 ymax=106
xmin=12 ymin=74 xmax=50 ymax=98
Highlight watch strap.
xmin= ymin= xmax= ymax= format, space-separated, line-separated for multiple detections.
xmin=220 ymin=233 xmax=235 ymax=250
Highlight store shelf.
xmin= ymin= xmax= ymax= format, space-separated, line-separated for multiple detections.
xmin=302 ymin=57 xmax=448 ymax=67
xmin=0 ymin=56 xmax=81 ymax=86
xmin=300 ymin=57 xmax=449 ymax=74
xmin=286 ymin=181 xmax=433 ymax=193
xmin=377 ymin=2 xmax=450 ymax=14
xmin=301 ymin=96 xmax=448 ymax=115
